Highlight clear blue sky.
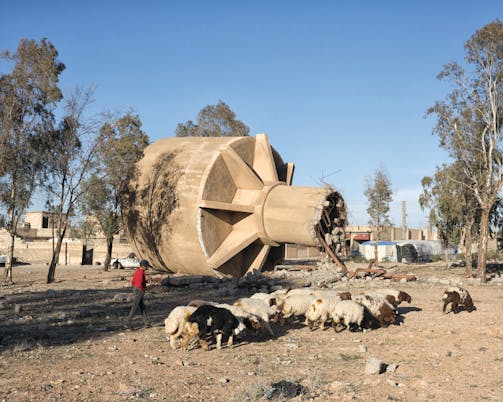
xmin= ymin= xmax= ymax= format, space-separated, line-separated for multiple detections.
xmin=2 ymin=1 xmax=501 ymax=227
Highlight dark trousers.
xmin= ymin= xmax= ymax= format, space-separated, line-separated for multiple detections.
xmin=126 ymin=287 xmax=148 ymax=326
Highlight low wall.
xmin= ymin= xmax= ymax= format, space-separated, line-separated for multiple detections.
xmin=5 ymin=238 xmax=135 ymax=266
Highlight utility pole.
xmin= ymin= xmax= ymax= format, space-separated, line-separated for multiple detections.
xmin=401 ymin=200 xmax=407 ymax=240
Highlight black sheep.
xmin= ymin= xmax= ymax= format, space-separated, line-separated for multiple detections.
xmin=181 ymin=304 xmax=245 ymax=350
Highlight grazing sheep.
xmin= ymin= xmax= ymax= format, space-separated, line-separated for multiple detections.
xmin=187 ymin=299 xmax=212 ymax=308
xmin=181 ymin=305 xmax=246 ymax=351
xmin=234 ymin=298 xmax=276 ymax=335
xmin=214 ymin=303 xmax=262 ymax=332
xmin=353 ymin=294 xmax=397 ymax=328
xmin=305 ymin=295 xmax=342 ymax=330
xmin=443 ymin=286 xmax=475 ymax=313
xmin=250 ymin=292 xmax=278 ymax=307
xmin=279 ymin=293 xmax=316 ymax=324
xmin=164 ymin=305 xmax=196 ymax=349
xmin=372 ymin=288 xmax=412 ymax=307
xmin=331 ymin=300 xmax=372 ymax=332
xmin=188 ymin=300 xmax=260 ymax=332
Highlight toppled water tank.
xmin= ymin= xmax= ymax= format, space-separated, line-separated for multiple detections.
xmin=124 ymin=134 xmax=346 ymax=277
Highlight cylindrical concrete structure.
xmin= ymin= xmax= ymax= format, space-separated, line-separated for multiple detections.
xmin=123 ymin=134 xmax=346 ymax=277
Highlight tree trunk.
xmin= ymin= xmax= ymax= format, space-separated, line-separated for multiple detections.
xmin=3 ymin=231 xmax=16 ymax=284
xmin=3 ymin=207 xmax=17 ymax=284
xmin=373 ymin=243 xmax=379 ymax=265
xmin=477 ymin=207 xmax=490 ymax=283
xmin=464 ymin=222 xmax=473 ymax=277
xmin=444 ymin=247 xmax=449 ymax=268
xmin=103 ymin=235 xmax=114 ymax=271
xmin=47 ymin=226 xmax=67 ymax=284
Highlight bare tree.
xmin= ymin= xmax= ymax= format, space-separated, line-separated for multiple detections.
xmin=428 ymin=20 xmax=503 ymax=282
xmin=364 ymin=166 xmax=393 ymax=264
xmin=0 ymin=38 xmax=64 ymax=283
xmin=42 ymin=86 xmax=100 ymax=284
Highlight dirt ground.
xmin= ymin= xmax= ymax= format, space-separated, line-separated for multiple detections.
xmin=0 ymin=261 xmax=502 ymax=402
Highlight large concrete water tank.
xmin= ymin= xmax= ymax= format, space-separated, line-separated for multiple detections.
xmin=123 ymin=134 xmax=346 ymax=277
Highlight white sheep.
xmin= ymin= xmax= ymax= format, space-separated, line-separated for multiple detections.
xmin=233 ymin=297 xmax=276 ymax=335
xmin=278 ymin=293 xmax=316 ymax=325
xmin=353 ymin=294 xmax=396 ymax=328
xmin=305 ymin=295 xmax=342 ymax=330
xmin=164 ymin=305 xmax=196 ymax=349
xmin=371 ymin=288 xmax=412 ymax=307
xmin=250 ymin=292 xmax=278 ymax=307
xmin=269 ymin=288 xmax=309 ymax=312
xmin=332 ymin=300 xmax=367 ymax=332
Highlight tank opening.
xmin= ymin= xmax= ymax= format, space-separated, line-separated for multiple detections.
xmin=314 ymin=191 xmax=347 ymax=272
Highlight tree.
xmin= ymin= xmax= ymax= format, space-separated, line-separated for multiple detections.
xmin=80 ymin=113 xmax=149 ymax=271
xmin=419 ymin=163 xmax=478 ymax=271
xmin=175 ymin=100 xmax=249 ymax=137
xmin=43 ymin=86 xmax=99 ymax=284
xmin=428 ymin=20 xmax=503 ymax=282
xmin=0 ymin=38 xmax=65 ymax=283
xmin=364 ymin=166 xmax=393 ymax=264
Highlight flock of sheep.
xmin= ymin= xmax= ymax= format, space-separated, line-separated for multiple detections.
xmin=164 ymin=284 xmax=475 ymax=351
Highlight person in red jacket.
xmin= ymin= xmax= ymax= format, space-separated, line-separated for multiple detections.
xmin=125 ymin=259 xmax=151 ymax=329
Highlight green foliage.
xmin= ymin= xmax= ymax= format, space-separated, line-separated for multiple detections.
xmin=364 ymin=166 xmax=393 ymax=232
xmin=176 ymin=100 xmax=249 ymax=137
xmin=81 ymin=113 xmax=150 ymax=243
xmin=419 ymin=162 xmax=475 ymax=248
xmin=0 ymin=38 xmax=65 ymax=227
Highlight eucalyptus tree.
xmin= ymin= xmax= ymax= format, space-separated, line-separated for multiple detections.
xmin=80 ymin=113 xmax=149 ymax=271
xmin=428 ymin=20 xmax=503 ymax=282
xmin=0 ymin=38 xmax=64 ymax=283
xmin=176 ymin=100 xmax=249 ymax=137
xmin=365 ymin=166 xmax=393 ymax=264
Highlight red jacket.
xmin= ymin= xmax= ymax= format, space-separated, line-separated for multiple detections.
xmin=131 ymin=268 xmax=147 ymax=292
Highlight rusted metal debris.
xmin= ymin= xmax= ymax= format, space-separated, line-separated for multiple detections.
xmin=317 ymin=232 xmax=348 ymax=274
xmin=347 ymin=268 xmax=417 ymax=282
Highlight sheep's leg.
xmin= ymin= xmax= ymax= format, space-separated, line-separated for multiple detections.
xmin=199 ymin=339 xmax=209 ymax=351
xmin=227 ymin=334 xmax=234 ymax=348
xmin=263 ymin=321 xmax=274 ymax=336
xmin=320 ymin=313 xmax=329 ymax=330
xmin=442 ymin=301 xmax=449 ymax=314
xmin=452 ymin=301 xmax=459 ymax=314
xmin=215 ymin=333 xmax=222 ymax=349
xmin=170 ymin=335 xmax=177 ymax=350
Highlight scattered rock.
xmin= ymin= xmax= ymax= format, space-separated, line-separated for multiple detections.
xmin=386 ymin=363 xmax=398 ymax=373
xmin=365 ymin=357 xmax=385 ymax=375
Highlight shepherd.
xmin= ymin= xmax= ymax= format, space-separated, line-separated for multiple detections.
xmin=125 ymin=259 xmax=151 ymax=329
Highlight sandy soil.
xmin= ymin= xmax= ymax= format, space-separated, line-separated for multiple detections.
xmin=0 ymin=262 xmax=502 ymax=402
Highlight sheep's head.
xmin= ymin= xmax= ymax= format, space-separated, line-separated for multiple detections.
xmin=243 ymin=317 xmax=261 ymax=331
xmin=180 ymin=322 xmax=199 ymax=350
xmin=338 ymin=292 xmax=352 ymax=300
xmin=398 ymin=291 xmax=412 ymax=304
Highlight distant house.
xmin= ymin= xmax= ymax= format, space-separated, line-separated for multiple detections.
xmin=18 ymin=211 xmax=58 ymax=241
